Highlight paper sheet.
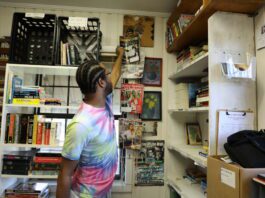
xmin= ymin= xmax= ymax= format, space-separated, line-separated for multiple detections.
xmin=217 ymin=111 xmax=254 ymax=155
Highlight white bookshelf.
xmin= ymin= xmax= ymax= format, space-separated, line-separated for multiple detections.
xmin=1 ymin=174 xmax=58 ymax=179
xmin=167 ymin=144 xmax=207 ymax=168
xmin=167 ymin=177 xmax=205 ymax=198
xmin=7 ymin=64 xmax=77 ymax=76
xmin=168 ymin=107 xmax=209 ymax=113
xmin=5 ymin=104 xmax=79 ymax=110
xmin=169 ymin=53 xmax=208 ymax=80
xmin=1 ymin=143 xmax=63 ymax=148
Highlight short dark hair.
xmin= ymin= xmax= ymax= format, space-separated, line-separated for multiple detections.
xmin=76 ymin=60 xmax=106 ymax=95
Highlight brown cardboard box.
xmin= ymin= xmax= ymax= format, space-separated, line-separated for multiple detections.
xmin=207 ymin=156 xmax=265 ymax=198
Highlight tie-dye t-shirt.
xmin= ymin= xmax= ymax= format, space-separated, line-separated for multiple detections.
xmin=62 ymin=94 xmax=118 ymax=198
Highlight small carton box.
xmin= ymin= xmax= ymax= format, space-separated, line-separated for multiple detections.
xmin=207 ymin=156 xmax=265 ymax=198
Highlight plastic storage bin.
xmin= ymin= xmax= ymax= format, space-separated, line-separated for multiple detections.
xmin=56 ymin=17 xmax=101 ymax=66
xmin=9 ymin=13 xmax=56 ymax=65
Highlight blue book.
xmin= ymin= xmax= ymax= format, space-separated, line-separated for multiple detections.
xmin=10 ymin=76 xmax=23 ymax=104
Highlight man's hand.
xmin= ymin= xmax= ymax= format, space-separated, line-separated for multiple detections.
xmin=116 ymin=47 xmax=124 ymax=57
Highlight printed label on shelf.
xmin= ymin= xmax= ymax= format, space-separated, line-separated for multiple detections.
xmin=26 ymin=13 xmax=45 ymax=19
xmin=68 ymin=17 xmax=87 ymax=27
xmin=221 ymin=168 xmax=236 ymax=188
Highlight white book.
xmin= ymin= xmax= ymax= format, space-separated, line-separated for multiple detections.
xmin=196 ymin=96 xmax=209 ymax=103
xmin=50 ymin=122 xmax=57 ymax=145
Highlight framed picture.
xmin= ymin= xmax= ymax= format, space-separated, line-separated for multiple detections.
xmin=141 ymin=91 xmax=162 ymax=121
xmin=142 ymin=57 xmax=162 ymax=87
xmin=142 ymin=121 xmax=158 ymax=136
xmin=186 ymin=123 xmax=202 ymax=145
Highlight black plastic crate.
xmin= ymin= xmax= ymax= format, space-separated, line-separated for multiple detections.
xmin=9 ymin=13 xmax=56 ymax=65
xmin=56 ymin=17 xmax=102 ymax=66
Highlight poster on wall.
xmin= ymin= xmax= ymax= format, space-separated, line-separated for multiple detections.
xmin=135 ymin=140 xmax=164 ymax=186
xmin=123 ymin=15 xmax=155 ymax=47
xmin=119 ymin=118 xmax=143 ymax=150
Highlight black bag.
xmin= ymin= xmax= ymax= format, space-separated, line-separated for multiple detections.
xmin=224 ymin=130 xmax=265 ymax=168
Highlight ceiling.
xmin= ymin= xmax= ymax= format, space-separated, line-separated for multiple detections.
xmin=0 ymin=0 xmax=179 ymax=13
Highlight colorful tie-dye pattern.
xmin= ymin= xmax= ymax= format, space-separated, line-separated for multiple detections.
xmin=62 ymin=95 xmax=118 ymax=198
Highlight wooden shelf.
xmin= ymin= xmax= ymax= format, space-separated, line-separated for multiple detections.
xmin=167 ymin=0 xmax=265 ymax=52
xmin=1 ymin=174 xmax=58 ymax=179
xmin=167 ymin=177 xmax=206 ymax=198
xmin=0 ymin=48 xmax=9 ymax=54
xmin=168 ymin=144 xmax=207 ymax=168
xmin=168 ymin=107 xmax=209 ymax=113
xmin=5 ymin=104 xmax=79 ymax=110
xmin=169 ymin=53 xmax=208 ymax=80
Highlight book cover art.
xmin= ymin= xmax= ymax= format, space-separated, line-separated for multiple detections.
xmin=119 ymin=118 xmax=143 ymax=150
xmin=120 ymin=36 xmax=140 ymax=64
xmin=121 ymin=63 xmax=144 ymax=79
xmin=120 ymin=84 xmax=144 ymax=114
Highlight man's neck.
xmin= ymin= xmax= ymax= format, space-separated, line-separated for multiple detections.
xmin=83 ymin=93 xmax=106 ymax=108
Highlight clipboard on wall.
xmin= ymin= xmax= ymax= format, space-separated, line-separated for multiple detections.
xmin=216 ymin=110 xmax=255 ymax=155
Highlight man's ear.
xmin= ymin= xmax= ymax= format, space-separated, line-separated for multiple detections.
xmin=97 ymin=77 xmax=105 ymax=88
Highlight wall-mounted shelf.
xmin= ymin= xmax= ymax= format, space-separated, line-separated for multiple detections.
xmin=167 ymin=144 xmax=207 ymax=168
xmin=168 ymin=107 xmax=209 ymax=113
xmin=167 ymin=0 xmax=265 ymax=53
xmin=167 ymin=177 xmax=205 ymax=198
xmin=169 ymin=53 xmax=208 ymax=80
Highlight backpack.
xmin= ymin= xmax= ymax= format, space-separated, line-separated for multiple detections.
xmin=224 ymin=130 xmax=265 ymax=168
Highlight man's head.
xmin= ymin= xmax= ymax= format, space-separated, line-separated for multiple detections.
xmin=76 ymin=61 xmax=112 ymax=97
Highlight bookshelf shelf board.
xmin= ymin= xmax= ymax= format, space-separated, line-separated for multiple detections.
xmin=168 ymin=107 xmax=209 ymax=113
xmin=1 ymin=143 xmax=63 ymax=148
xmin=7 ymin=64 xmax=77 ymax=76
xmin=167 ymin=177 xmax=205 ymax=198
xmin=5 ymin=104 xmax=79 ymax=110
xmin=167 ymin=0 xmax=265 ymax=53
xmin=169 ymin=53 xmax=208 ymax=80
xmin=1 ymin=174 xmax=58 ymax=179
xmin=167 ymin=144 xmax=207 ymax=168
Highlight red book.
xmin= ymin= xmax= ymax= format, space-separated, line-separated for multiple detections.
xmin=8 ymin=114 xmax=16 ymax=143
xmin=44 ymin=122 xmax=51 ymax=145
xmin=36 ymin=122 xmax=43 ymax=145
xmin=34 ymin=156 xmax=62 ymax=164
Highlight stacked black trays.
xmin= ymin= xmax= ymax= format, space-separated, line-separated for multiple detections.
xmin=9 ymin=13 xmax=56 ymax=65
xmin=56 ymin=17 xmax=101 ymax=66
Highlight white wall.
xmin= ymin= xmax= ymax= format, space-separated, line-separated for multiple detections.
xmin=0 ymin=2 xmax=171 ymax=198
xmin=255 ymin=6 xmax=265 ymax=130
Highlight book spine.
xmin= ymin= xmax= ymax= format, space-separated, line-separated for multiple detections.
xmin=44 ymin=122 xmax=51 ymax=145
xmin=42 ymin=123 xmax=46 ymax=144
xmin=12 ymin=98 xmax=40 ymax=105
xmin=5 ymin=113 xmax=10 ymax=143
xmin=27 ymin=115 xmax=34 ymax=144
xmin=19 ymin=114 xmax=29 ymax=144
xmin=34 ymin=157 xmax=62 ymax=164
xmin=66 ymin=43 xmax=71 ymax=65
xmin=14 ymin=114 xmax=20 ymax=143
xmin=8 ymin=114 xmax=15 ymax=143
xmin=32 ymin=115 xmax=38 ymax=144
xmin=69 ymin=44 xmax=76 ymax=65
xmin=50 ymin=122 xmax=57 ymax=145
xmin=36 ymin=122 xmax=43 ymax=145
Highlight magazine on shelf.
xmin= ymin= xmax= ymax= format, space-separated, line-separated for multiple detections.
xmin=119 ymin=118 xmax=143 ymax=150
xmin=120 ymin=83 xmax=144 ymax=114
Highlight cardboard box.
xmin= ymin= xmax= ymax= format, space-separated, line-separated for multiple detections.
xmin=207 ymin=156 xmax=265 ymax=198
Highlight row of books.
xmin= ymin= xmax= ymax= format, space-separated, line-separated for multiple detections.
xmin=2 ymin=150 xmax=61 ymax=176
xmin=5 ymin=114 xmax=64 ymax=145
xmin=60 ymin=42 xmax=81 ymax=66
xmin=176 ymin=44 xmax=208 ymax=70
xmin=175 ymin=77 xmax=209 ymax=109
xmin=5 ymin=182 xmax=50 ymax=198
xmin=166 ymin=14 xmax=195 ymax=47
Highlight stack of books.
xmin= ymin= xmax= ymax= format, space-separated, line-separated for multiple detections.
xmin=60 ymin=42 xmax=81 ymax=66
xmin=5 ymin=182 xmax=49 ymax=198
xmin=196 ymin=77 xmax=209 ymax=107
xmin=31 ymin=149 xmax=62 ymax=176
xmin=175 ymin=83 xmax=200 ymax=110
xmin=2 ymin=151 xmax=34 ymax=175
xmin=5 ymin=114 xmax=64 ymax=145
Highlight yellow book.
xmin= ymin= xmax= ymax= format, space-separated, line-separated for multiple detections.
xmin=12 ymin=98 xmax=40 ymax=105
xmin=32 ymin=115 xmax=38 ymax=144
